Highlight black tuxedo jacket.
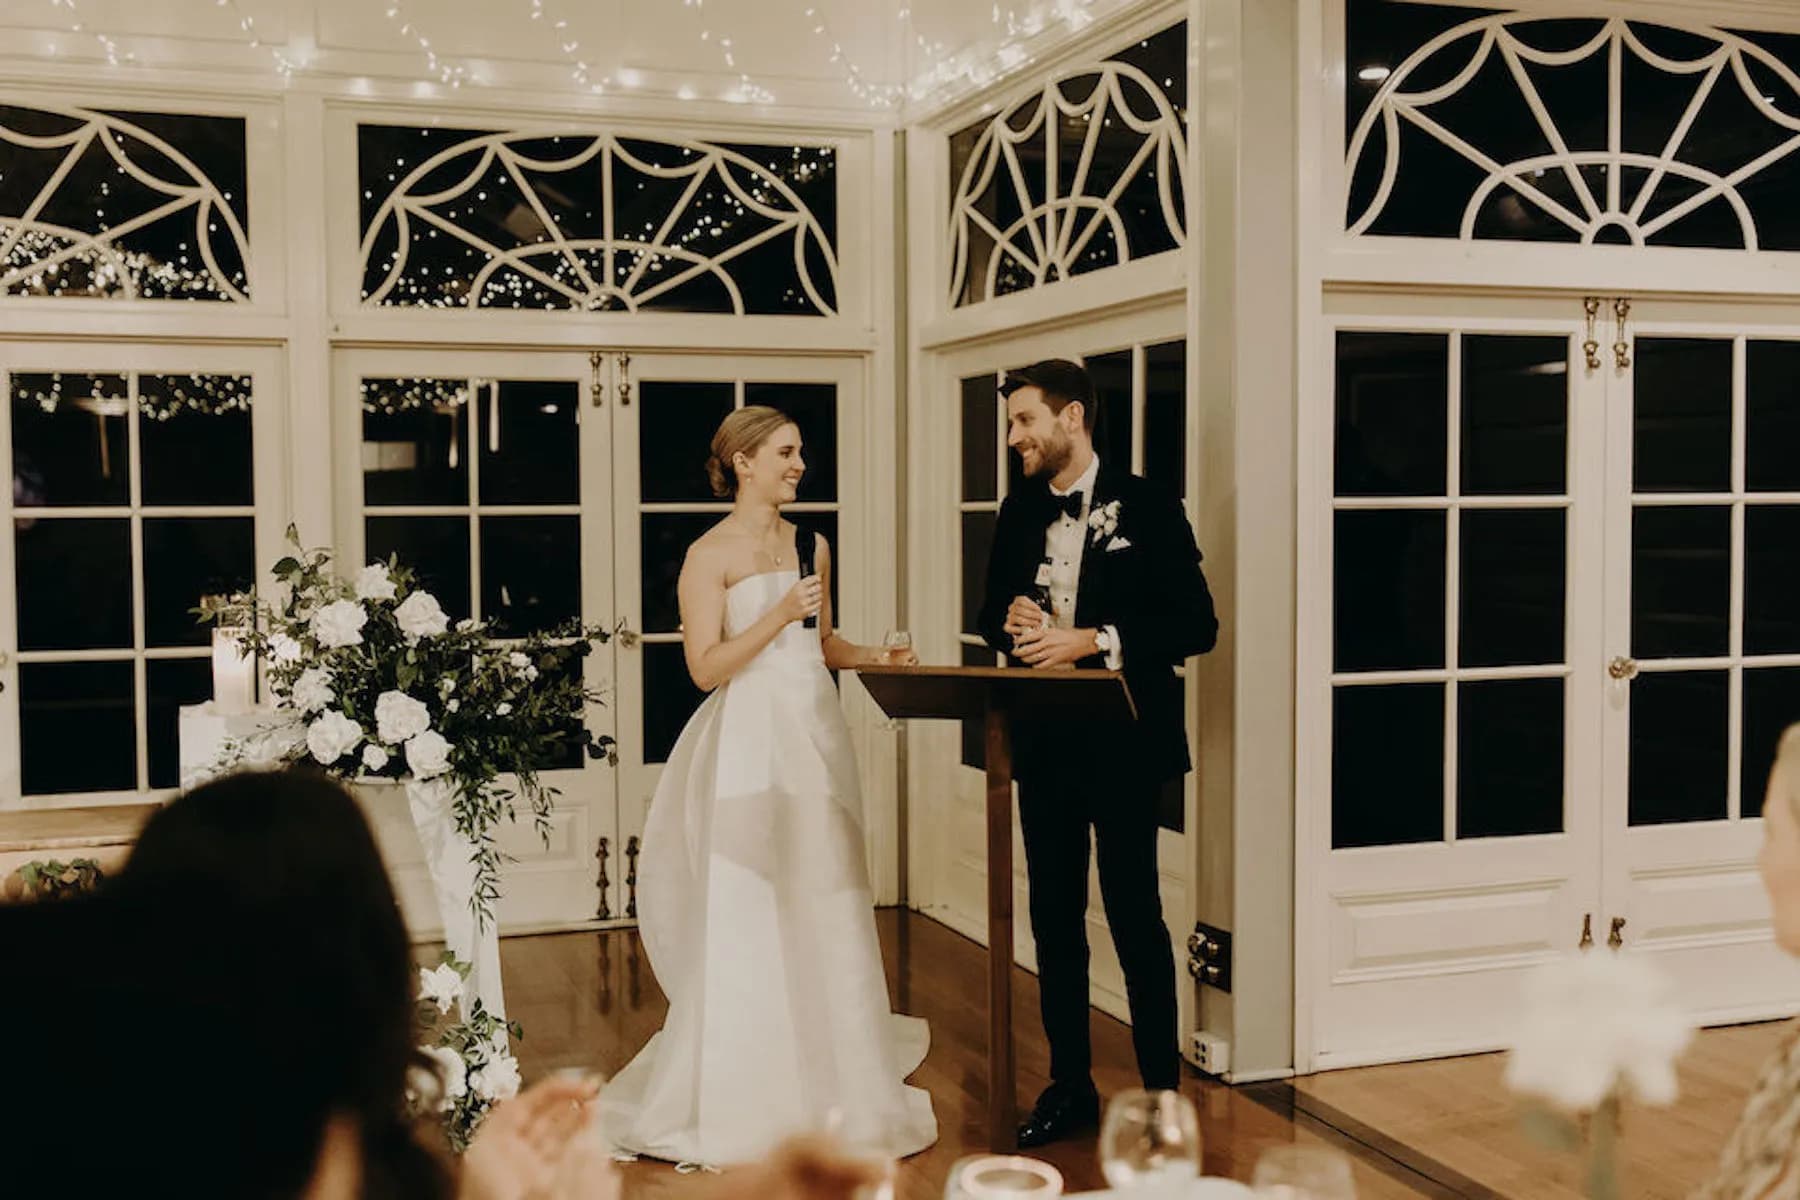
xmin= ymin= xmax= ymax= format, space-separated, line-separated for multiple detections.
xmin=977 ymin=467 xmax=1218 ymax=786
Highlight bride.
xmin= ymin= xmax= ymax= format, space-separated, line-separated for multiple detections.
xmin=601 ymin=405 xmax=938 ymax=1167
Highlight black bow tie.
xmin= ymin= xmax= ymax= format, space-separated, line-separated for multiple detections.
xmin=1048 ymin=491 xmax=1085 ymax=521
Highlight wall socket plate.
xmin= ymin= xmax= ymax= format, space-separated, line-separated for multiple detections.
xmin=1190 ymin=1030 xmax=1232 ymax=1076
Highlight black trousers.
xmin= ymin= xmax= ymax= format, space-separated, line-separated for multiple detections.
xmin=1017 ymin=767 xmax=1179 ymax=1091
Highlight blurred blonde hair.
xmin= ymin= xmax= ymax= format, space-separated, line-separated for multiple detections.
xmin=704 ymin=406 xmax=795 ymax=499
xmin=1775 ymin=724 xmax=1800 ymax=821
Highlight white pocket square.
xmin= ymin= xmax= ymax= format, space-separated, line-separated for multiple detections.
xmin=1105 ymin=536 xmax=1132 ymax=551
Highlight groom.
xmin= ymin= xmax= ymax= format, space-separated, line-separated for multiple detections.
xmin=977 ymin=359 xmax=1218 ymax=1147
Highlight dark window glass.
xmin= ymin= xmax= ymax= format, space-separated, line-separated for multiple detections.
xmin=962 ymin=374 xmax=999 ymax=502
xmin=1334 ymin=509 xmax=1446 ymax=672
xmin=1336 ymin=332 xmax=1448 ymax=497
xmin=1333 ymin=683 xmax=1445 ymax=848
xmin=365 ymin=516 xmax=471 ymax=623
xmin=1458 ymin=677 xmax=1565 ymax=838
xmin=1087 ymin=349 xmax=1133 ymax=467
xmin=480 ymin=515 xmax=581 ymax=636
xmin=1143 ymin=340 xmax=1186 ymax=497
xmin=15 ymin=517 xmax=132 ymax=651
xmin=1630 ymin=670 xmax=1729 ymax=826
xmin=1747 ymin=341 xmax=1800 ymax=493
xmin=142 ymin=517 xmax=255 ymax=648
xmin=644 ymin=641 xmax=706 ymax=764
xmin=477 ymin=380 xmax=580 ymax=506
xmin=962 ymin=511 xmax=998 ymax=634
xmin=10 ymin=373 xmax=130 ymax=508
xmin=1461 ymin=335 xmax=1567 ymax=496
xmin=639 ymin=381 xmax=734 ymax=504
xmin=139 ymin=375 xmax=255 ymax=507
xmin=20 ymin=661 xmax=136 ymax=794
xmin=1460 ymin=508 xmax=1565 ymax=668
xmin=1633 ymin=339 xmax=1732 ymax=494
xmin=362 ymin=379 xmax=470 ymax=507
xmin=1631 ymin=505 xmax=1730 ymax=659
xmin=640 ymin=514 xmax=718 ymax=636
xmin=1746 ymin=506 xmax=1800 ymax=656
xmin=147 ymin=658 xmax=213 ymax=789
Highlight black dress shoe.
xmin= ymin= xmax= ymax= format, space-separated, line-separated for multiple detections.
xmin=1016 ymin=1083 xmax=1101 ymax=1148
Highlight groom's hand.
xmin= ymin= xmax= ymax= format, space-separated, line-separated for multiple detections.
xmin=1014 ymin=625 xmax=1098 ymax=669
xmin=1003 ymin=595 xmax=1047 ymax=639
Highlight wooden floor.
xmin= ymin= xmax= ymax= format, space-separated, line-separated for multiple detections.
xmin=493 ymin=911 xmax=1769 ymax=1200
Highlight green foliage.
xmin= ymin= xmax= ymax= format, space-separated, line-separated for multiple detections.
xmin=15 ymin=857 xmax=105 ymax=899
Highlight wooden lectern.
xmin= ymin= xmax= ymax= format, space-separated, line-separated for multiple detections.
xmin=855 ymin=663 xmax=1136 ymax=1151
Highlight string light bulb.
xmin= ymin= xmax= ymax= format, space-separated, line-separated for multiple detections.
xmin=46 ymin=0 xmax=135 ymax=68
xmin=382 ymin=0 xmax=468 ymax=88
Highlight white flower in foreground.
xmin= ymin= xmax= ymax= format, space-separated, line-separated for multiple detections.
xmin=419 ymin=1045 xmax=467 ymax=1111
xmin=362 ymin=743 xmax=390 ymax=772
xmin=375 ymin=690 xmax=431 ymax=744
xmin=470 ymin=1054 xmax=522 ymax=1102
xmin=495 ymin=702 xmax=513 ymax=717
xmin=447 ymin=699 xmax=461 ymax=713
xmin=395 ymin=591 xmax=450 ymax=642
xmin=290 ymin=668 xmax=334 ymax=715
xmin=439 ymin=676 xmax=457 ymax=697
xmin=355 ymin=563 xmax=398 ymax=603
xmin=269 ymin=632 xmax=304 ymax=664
xmin=305 ymin=711 xmax=363 ymax=765
xmin=455 ymin=618 xmax=482 ymax=633
xmin=406 ymin=729 xmax=452 ymax=779
xmin=1504 ymin=950 xmax=1692 ymax=1113
xmin=508 ymin=652 xmax=530 ymax=670
xmin=524 ymin=666 xmax=538 ymax=681
xmin=418 ymin=963 xmax=463 ymax=1015
xmin=311 ymin=600 xmax=368 ymax=649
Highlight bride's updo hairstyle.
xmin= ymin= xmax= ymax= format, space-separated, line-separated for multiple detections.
xmin=705 ymin=405 xmax=795 ymax=498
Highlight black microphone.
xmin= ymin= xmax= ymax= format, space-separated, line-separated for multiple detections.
xmin=795 ymin=526 xmax=818 ymax=629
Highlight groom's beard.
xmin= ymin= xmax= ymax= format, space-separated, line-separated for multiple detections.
xmin=1022 ymin=427 xmax=1074 ymax=478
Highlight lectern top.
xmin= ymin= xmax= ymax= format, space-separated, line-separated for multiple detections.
xmin=854 ymin=663 xmax=1136 ymax=723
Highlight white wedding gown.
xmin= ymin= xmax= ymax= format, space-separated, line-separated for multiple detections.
xmin=600 ymin=570 xmax=938 ymax=1166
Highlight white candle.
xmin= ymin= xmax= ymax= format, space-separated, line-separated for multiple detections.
xmin=211 ymin=626 xmax=256 ymax=715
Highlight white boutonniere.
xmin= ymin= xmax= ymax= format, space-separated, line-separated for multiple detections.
xmin=1105 ymin=536 xmax=1132 ymax=552
xmin=1087 ymin=499 xmax=1122 ymax=546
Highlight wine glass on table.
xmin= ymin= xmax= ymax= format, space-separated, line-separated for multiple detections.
xmin=881 ymin=630 xmax=914 ymax=664
xmin=1250 ymin=1145 xmax=1355 ymax=1199
xmin=1099 ymin=1089 xmax=1201 ymax=1194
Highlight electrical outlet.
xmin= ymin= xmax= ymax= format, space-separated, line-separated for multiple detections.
xmin=1190 ymin=1031 xmax=1231 ymax=1076
xmin=1185 ymin=921 xmax=1233 ymax=992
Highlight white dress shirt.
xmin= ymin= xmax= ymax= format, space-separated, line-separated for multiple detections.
xmin=1044 ymin=454 xmax=1124 ymax=670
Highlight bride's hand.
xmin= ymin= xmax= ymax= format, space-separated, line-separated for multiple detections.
xmin=779 ymin=575 xmax=825 ymax=625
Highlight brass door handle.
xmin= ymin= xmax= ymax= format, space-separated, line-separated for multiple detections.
xmin=1608 ymin=656 xmax=1639 ymax=681
xmin=1579 ymin=913 xmax=1594 ymax=950
xmin=1608 ymin=916 xmax=1627 ymax=950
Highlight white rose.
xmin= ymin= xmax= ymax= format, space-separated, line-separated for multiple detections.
xmin=508 ymin=652 xmax=530 ymax=669
xmin=405 ymin=729 xmax=452 ymax=779
xmin=418 ymin=963 xmax=463 ymax=1015
xmin=495 ymin=702 xmax=513 ymax=717
xmin=419 ymin=1045 xmax=467 ymax=1110
xmin=395 ymin=591 xmax=450 ymax=642
xmin=439 ymin=676 xmax=457 ymax=697
xmin=305 ymin=711 xmax=362 ymax=765
xmin=524 ymin=666 xmax=538 ymax=681
xmin=311 ymin=600 xmax=368 ymax=649
xmin=362 ymin=743 xmax=390 ymax=772
xmin=269 ymin=632 xmax=304 ymax=664
xmin=447 ymin=699 xmax=460 ymax=713
xmin=355 ymin=563 xmax=398 ymax=603
xmin=375 ymin=690 xmax=431 ymax=744
xmin=470 ymin=1054 xmax=521 ymax=1102
xmin=290 ymin=667 xmax=334 ymax=715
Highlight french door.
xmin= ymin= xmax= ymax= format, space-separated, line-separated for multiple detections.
xmin=1304 ymin=293 xmax=1800 ymax=1070
xmin=918 ymin=303 xmax=1198 ymax=1032
xmin=334 ymin=347 xmax=866 ymax=935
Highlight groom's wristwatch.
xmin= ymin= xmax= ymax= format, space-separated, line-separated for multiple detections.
xmin=1091 ymin=628 xmax=1112 ymax=658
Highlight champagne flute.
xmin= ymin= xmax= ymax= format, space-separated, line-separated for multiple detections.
xmin=1099 ymin=1089 xmax=1201 ymax=1193
xmin=881 ymin=630 xmax=914 ymax=664
xmin=1250 ymin=1145 xmax=1355 ymax=1199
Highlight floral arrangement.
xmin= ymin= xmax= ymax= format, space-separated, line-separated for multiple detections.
xmin=413 ymin=954 xmax=522 ymax=1150
xmin=199 ymin=528 xmax=618 ymax=927
xmin=1504 ymin=949 xmax=1693 ymax=1199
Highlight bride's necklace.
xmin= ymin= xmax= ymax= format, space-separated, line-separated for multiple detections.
xmin=733 ymin=516 xmax=788 ymax=568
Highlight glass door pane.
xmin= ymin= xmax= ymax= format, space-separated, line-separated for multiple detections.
xmin=610 ymin=354 xmax=857 ymax=921
xmin=338 ymin=348 xmax=613 ymax=930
